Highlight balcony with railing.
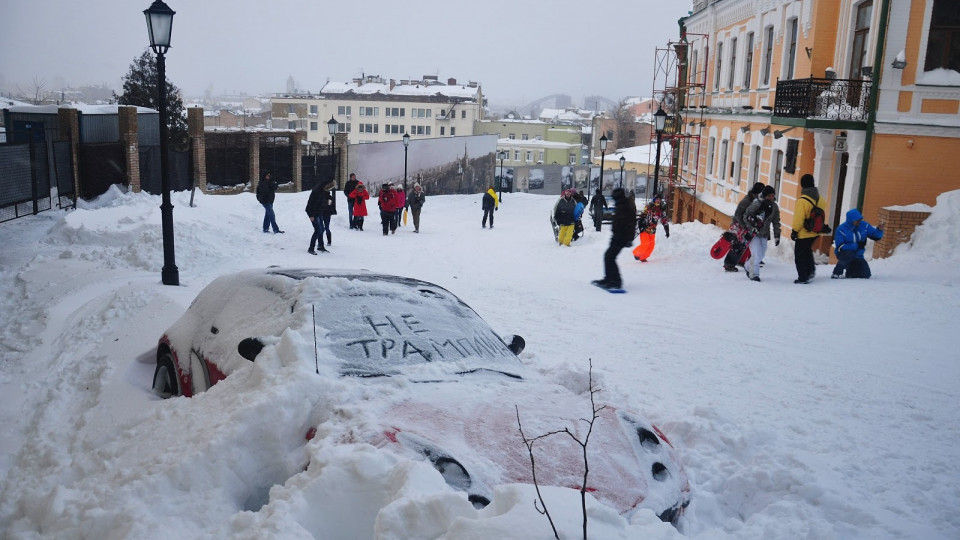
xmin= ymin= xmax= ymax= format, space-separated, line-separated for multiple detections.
xmin=773 ymin=77 xmax=873 ymax=124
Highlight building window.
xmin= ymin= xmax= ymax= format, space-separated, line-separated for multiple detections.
xmin=514 ymin=150 xmax=521 ymax=161
xmin=728 ymin=37 xmax=738 ymax=89
xmin=691 ymin=49 xmax=699 ymax=85
xmin=288 ymin=121 xmax=296 ymax=129
xmin=786 ymin=18 xmax=799 ymax=80
xmin=309 ymin=105 xmax=318 ymax=115
xmin=461 ymin=110 xmax=466 ymax=119
xmin=719 ymin=140 xmax=729 ymax=180
xmin=509 ymin=133 xmax=516 ymax=139
xmin=525 ymin=151 xmax=532 ymax=162
xmin=385 ymin=124 xmax=403 ymax=134
xmin=707 ymin=137 xmax=716 ymax=175
xmin=440 ymin=127 xmax=445 ymax=136
xmin=412 ymin=108 xmax=431 ymax=118
xmin=337 ymin=105 xmax=351 ymax=116
xmin=925 ymin=0 xmax=960 ymax=73
xmin=385 ymin=107 xmax=405 ymax=117
xmin=750 ymin=145 xmax=761 ymax=184
xmin=310 ymin=122 xmax=318 ymax=131
xmin=744 ymin=32 xmax=755 ymax=88
xmin=772 ymin=150 xmax=784 ymax=195
xmin=451 ymin=127 xmax=456 ymax=136
xmin=569 ymin=153 xmax=577 ymax=165
xmin=522 ymin=134 xmax=529 ymax=140
xmin=715 ymin=41 xmax=723 ymax=90
xmin=359 ymin=106 xmax=378 ymax=117
xmin=539 ymin=151 xmax=544 ymax=162
xmin=359 ymin=123 xmax=379 ymax=133
xmin=762 ymin=25 xmax=774 ymax=86
xmin=735 ymin=141 xmax=744 ymax=183
xmin=850 ymin=1 xmax=873 ymax=78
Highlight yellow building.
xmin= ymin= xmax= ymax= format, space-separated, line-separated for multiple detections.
xmin=673 ymin=0 xmax=960 ymax=254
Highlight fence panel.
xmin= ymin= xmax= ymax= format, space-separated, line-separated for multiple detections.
xmin=78 ymin=142 xmax=125 ymax=199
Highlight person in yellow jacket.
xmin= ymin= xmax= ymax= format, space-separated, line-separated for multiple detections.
xmin=481 ymin=186 xmax=499 ymax=228
xmin=790 ymin=174 xmax=830 ymax=284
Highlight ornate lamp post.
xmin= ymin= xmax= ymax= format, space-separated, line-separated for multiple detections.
xmin=402 ymin=132 xmax=410 ymax=193
xmin=457 ymin=160 xmax=463 ymax=194
xmin=619 ymin=155 xmax=626 ymax=189
xmin=144 ymin=0 xmax=178 ymax=286
xmin=653 ymin=106 xmax=667 ymax=196
xmin=599 ymin=134 xmax=608 ymax=192
xmin=327 ymin=116 xmax=338 ymax=187
xmin=497 ymin=150 xmax=506 ymax=198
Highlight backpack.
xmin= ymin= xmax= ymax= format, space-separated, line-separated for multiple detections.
xmin=801 ymin=195 xmax=827 ymax=233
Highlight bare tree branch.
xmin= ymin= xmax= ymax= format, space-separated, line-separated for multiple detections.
xmin=516 ymin=405 xmax=559 ymax=539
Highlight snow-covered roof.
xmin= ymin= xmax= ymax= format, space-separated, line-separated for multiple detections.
xmin=497 ymin=137 xmax=579 ymax=149
xmin=6 ymin=104 xmax=157 ymax=115
xmin=604 ymin=141 xmax=672 ymax=165
xmin=319 ymin=80 xmax=481 ymax=100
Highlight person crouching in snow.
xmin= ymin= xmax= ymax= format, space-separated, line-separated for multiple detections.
xmin=832 ymin=208 xmax=884 ymax=279
xmin=554 ymin=189 xmax=577 ymax=246
xmin=632 ymin=194 xmax=670 ymax=262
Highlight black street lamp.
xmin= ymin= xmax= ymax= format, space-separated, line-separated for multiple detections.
xmin=402 ymin=132 xmax=410 ymax=193
xmin=599 ymin=134 xmax=608 ymax=192
xmin=619 ymin=155 xmax=626 ymax=189
xmin=497 ymin=150 xmax=506 ymax=198
xmin=457 ymin=160 xmax=463 ymax=194
xmin=653 ymin=106 xmax=667 ymax=197
xmin=327 ymin=116 xmax=338 ymax=188
xmin=144 ymin=0 xmax=178 ymax=286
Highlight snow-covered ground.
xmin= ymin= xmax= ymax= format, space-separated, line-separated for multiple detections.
xmin=0 ymin=186 xmax=957 ymax=539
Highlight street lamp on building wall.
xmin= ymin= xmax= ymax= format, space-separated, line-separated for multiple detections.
xmin=144 ymin=0 xmax=178 ymax=286
xmin=653 ymin=106 xmax=667 ymax=197
xmin=402 ymin=132 xmax=410 ymax=193
xmin=619 ymin=155 xmax=626 ymax=189
xmin=599 ymin=134 xmax=608 ymax=192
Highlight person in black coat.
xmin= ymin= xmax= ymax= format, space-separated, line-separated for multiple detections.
xmin=590 ymin=188 xmax=607 ymax=231
xmin=305 ymin=181 xmax=331 ymax=254
xmin=256 ymin=171 xmax=283 ymax=234
xmin=343 ymin=173 xmax=359 ymax=229
xmin=592 ymin=188 xmax=635 ymax=290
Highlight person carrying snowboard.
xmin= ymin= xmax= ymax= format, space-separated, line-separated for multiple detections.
xmin=722 ymin=182 xmax=764 ymax=271
xmin=743 ymin=185 xmax=781 ymax=281
xmin=632 ymin=194 xmax=669 ymax=262
xmin=592 ymin=188 xmax=635 ymax=291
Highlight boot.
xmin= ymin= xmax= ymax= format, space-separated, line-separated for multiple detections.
xmin=326 ymin=231 xmax=332 ymax=246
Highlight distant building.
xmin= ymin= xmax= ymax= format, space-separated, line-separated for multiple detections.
xmin=475 ymin=118 xmax=584 ymax=166
xmin=270 ymin=74 xmax=484 ymax=146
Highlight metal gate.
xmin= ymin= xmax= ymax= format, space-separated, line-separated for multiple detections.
xmin=0 ymin=142 xmax=53 ymax=223
xmin=139 ymin=146 xmax=192 ymax=194
xmin=259 ymin=144 xmax=293 ymax=186
xmin=78 ymin=142 xmax=125 ymax=199
xmin=301 ymin=153 xmax=337 ymax=192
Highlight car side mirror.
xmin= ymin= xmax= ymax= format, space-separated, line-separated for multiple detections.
xmin=504 ymin=334 xmax=525 ymax=356
xmin=238 ymin=337 xmax=264 ymax=361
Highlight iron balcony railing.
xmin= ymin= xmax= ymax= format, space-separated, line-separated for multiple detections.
xmin=773 ymin=77 xmax=873 ymax=121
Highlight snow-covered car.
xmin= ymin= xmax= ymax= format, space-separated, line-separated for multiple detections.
xmin=152 ymin=268 xmax=690 ymax=523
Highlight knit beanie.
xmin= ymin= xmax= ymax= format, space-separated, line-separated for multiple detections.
xmin=762 ymin=185 xmax=776 ymax=197
xmin=800 ymin=174 xmax=815 ymax=188
xmin=750 ymin=182 xmax=765 ymax=195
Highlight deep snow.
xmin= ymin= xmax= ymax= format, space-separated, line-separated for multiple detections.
xmin=0 ymin=186 xmax=958 ymax=539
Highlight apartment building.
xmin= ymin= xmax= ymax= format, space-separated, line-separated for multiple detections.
xmin=675 ymin=0 xmax=960 ymax=251
xmin=475 ymin=118 xmax=583 ymax=166
xmin=271 ymin=74 xmax=484 ymax=146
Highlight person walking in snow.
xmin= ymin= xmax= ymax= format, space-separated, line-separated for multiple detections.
xmin=256 ymin=171 xmax=284 ymax=234
xmin=305 ymin=181 xmax=331 ymax=254
xmin=791 ymin=173 xmax=830 ymax=284
xmin=348 ymin=181 xmax=369 ymax=231
xmin=344 ymin=173 xmax=359 ymax=229
xmin=723 ymin=182 xmax=765 ymax=271
xmin=407 ymin=183 xmax=426 ymax=233
xmin=554 ymin=189 xmax=577 ymax=246
xmin=572 ymin=191 xmax=586 ymax=241
xmin=378 ymin=183 xmax=399 ymax=235
xmin=318 ymin=180 xmax=337 ymax=247
xmin=590 ymin=188 xmax=607 ymax=231
xmin=481 ymin=186 xmax=499 ymax=228
xmin=592 ymin=187 xmax=635 ymax=290
xmin=632 ymin=194 xmax=670 ymax=262
xmin=742 ymin=185 xmax=781 ymax=281
xmin=832 ymin=209 xmax=884 ymax=279
xmin=394 ymin=185 xmax=406 ymax=228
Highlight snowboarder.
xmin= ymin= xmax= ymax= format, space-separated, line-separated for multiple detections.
xmin=592 ymin=188 xmax=635 ymax=291
xmin=632 ymin=194 xmax=670 ymax=262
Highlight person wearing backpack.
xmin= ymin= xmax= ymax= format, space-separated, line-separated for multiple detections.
xmin=790 ymin=174 xmax=830 ymax=284
xmin=743 ymin=185 xmax=781 ymax=282
xmin=832 ymin=208 xmax=884 ymax=279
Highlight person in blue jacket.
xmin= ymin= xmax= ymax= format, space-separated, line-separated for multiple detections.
xmin=572 ymin=191 xmax=586 ymax=241
xmin=832 ymin=208 xmax=884 ymax=279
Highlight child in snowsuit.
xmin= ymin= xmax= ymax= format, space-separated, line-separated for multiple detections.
xmin=832 ymin=208 xmax=884 ymax=279
xmin=632 ymin=194 xmax=669 ymax=262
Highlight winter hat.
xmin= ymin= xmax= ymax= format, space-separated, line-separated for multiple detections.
xmin=800 ymin=174 xmax=815 ymax=188
xmin=750 ymin=182 xmax=765 ymax=195
xmin=762 ymin=185 xmax=775 ymax=197
xmin=414 ymin=182 xmax=421 ymax=188
xmin=322 ymin=181 xmax=335 ymax=191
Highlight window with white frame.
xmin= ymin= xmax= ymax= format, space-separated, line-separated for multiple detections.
xmin=461 ymin=110 xmax=466 ymax=119
xmin=925 ymin=0 xmax=960 ymax=74
xmin=707 ymin=137 xmax=716 ymax=175
xmin=385 ymin=107 xmax=405 ymax=117
xmin=750 ymin=145 xmax=761 ymax=184
xmin=728 ymin=37 xmax=738 ymax=89
xmin=772 ymin=150 xmax=784 ymax=195
xmin=735 ymin=141 xmax=744 ymax=183
xmin=691 ymin=49 xmax=699 ymax=84
xmin=359 ymin=106 xmax=379 ymax=117
xmin=385 ymin=124 xmax=404 ymax=134
xmin=309 ymin=105 xmax=318 ymax=115
xmin=744 ymin=32 xmax=755 ymax=88
xmin=359 ymin=123 xmax=379 ymax=134
xmin=719 ymin=140 xmax=729 ymax=180
xmin=514 ymin=150 xmax=521 ymax=161
xmin=762 ymin=26 xmax=774 ymax=86
xmin=715 ymin=41 xmax=724 ymax=90
xmin=538 ymin=151 xmax=544 ymax=162
xmin=310 ymin=122 xmax=318 ymax=131
xmin=525 ymin=151 xmax=532 ymax=162
xmin=451 ymin=127 xmax=456 ymax=136
xmin=785 ymin=18 xmax=799 ymax=80
xmin=569 ymin=153 xmax=576 ymax=165
xmin=509 ymin=133 xmax=516 ymax=139
xmin=440 ymin=127 xmax=445 ymax=136
xmin=338 ymin=105 xmax=352 ymax=116
xmin=522 ymin=134 xmax=529 ymax=140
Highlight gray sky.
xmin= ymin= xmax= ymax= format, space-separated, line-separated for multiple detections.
xmin=0 ymin=0 xmax=691 ymax=108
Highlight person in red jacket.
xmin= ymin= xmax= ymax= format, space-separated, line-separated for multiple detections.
xmin=377 ymin=183 xmax=399 ymax=235
xmin=347 ymin=182 xmax=370 ymax=231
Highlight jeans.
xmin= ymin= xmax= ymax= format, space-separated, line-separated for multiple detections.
xmin=309 ymin=216 xmax=326 ymax=250
xmin=262 ymin=204 xmax=280 ymax=233
xmin=482 ymin=209 xmax=494 ymax=227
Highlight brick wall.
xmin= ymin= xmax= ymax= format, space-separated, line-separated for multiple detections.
xmin=873 ymin=207 xmax=930 ymax=259
xmin=187 ymin=108 xmax=206 ymax=192
xmin=118 ymin=106 xmax=141 ymax=192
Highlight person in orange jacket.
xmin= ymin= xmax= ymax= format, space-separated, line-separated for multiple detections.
xmin=632 ymin=194 xmax=670 ymax=262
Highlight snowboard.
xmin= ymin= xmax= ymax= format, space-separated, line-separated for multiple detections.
xmin=591 ymin=281 xmax=626 ymax=293
xmin=710 ymin=231 xmax=737 ymax=259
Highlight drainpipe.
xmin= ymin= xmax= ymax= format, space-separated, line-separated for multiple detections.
xmin=856 ymin=0 xmax=890 ymax=210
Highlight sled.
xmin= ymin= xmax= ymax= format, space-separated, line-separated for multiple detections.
xmin=403 ymin=208 xmax=408 ymax=226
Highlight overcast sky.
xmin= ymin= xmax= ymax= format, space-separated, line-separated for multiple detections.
xmin=0 ymin=0 xmax=691 ymax=109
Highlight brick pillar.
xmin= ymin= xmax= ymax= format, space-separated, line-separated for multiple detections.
xmin=187 ymin=107 xmax=207 ymax=193
xmin=333 ymin=132 xmax=348 ymax=190
xmin=292 ymin=131 xmax=303 ymax=192
xmin=249 ymin=132 xmax=260 ymax=192
xmin=118 ymin=106 xmax=141 ymax=192
xmin=56 ymin=108 xmax=81 ymax=201
xmin=873 ymin=207 xmax=931 ymax=259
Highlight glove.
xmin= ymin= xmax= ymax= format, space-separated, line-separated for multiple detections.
xmin=775 ymin=238 xmax=780 ymax=246
xmin=790 ymin=230 xmax=798 ymax=241
xmin=495 ymin=207 xmax=499 ymax=211
xmin=858 ymin=240 xmax=867 ymax=249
